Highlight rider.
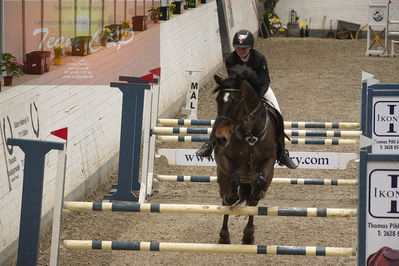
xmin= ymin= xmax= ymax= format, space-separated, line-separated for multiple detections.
xmin=196 ymin=29 xmax=297 ymax=169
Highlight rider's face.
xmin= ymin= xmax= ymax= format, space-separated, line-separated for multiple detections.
xmin=235 ymin=47 xmax=251 ymax=58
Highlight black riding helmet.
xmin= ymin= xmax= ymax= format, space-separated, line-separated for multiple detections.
xmin=232 ymin=30 xmax=254 ymax=48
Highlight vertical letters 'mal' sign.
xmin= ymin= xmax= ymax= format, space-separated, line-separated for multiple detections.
xmin=373 ymin=100 xmax=399 ymax=154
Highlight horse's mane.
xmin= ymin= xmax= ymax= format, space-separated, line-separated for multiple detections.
xmin=213 ymin=65 xmax=261 ymax=94
xmin=229 ymin=65 xmax=259 ymax=84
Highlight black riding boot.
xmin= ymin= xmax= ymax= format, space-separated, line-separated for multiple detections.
xmin=277 ymin=134 xmax=297 ymax=169
xmin=196 ymin=140 xmax=214 ymax=157
xmin=196 ymin=124 xmax=216 ymax=157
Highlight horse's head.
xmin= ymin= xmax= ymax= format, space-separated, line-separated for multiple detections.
xmin=213 ymin=65 xmax=260 ymax=147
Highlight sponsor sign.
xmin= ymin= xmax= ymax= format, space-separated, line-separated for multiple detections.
xmin=372 ymin=99 xmax=399 ymax=154
xmin=0 ymin=94 xmax=40 ymax=192
xmin=158 ymin=149 xmax=357 ymax=169
xmin=366 ymin=162 xmax=399 ymax=259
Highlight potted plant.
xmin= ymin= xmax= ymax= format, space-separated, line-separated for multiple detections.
xmin=100 ymin=28 xmax=112 ymax=46
xmin=168 ymin=3 xmax=176 ymax=17
xmin=0 ymin=53 xmax=23 ymax=86
xmin=148 ymin=6 xmax=161 ymax=23
xmin=187 ymin=0 xmax=198 ymax=8
xmin=121 ymin=20 xmax=131 ymax=38
xmin=53 ymin=46 xmax=63 ymax=65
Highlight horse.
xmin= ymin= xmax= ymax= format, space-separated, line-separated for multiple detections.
xmin=212 ymin=65 xmax=280 ymax=245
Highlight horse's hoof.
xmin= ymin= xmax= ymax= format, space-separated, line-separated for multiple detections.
xmin=242 ymin=236 xmax=254 ymax=245
xmin=218 ymin=238 xmax=231 ymax=244
xmin=249 ymin=191 xmax=264 ymax=202
xmin=226 ymin=193 xmax=239 ymax=205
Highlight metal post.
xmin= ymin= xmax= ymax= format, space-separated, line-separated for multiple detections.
xmin=6 ymin=138 xmax=64 ymax=266
xmin=0 ymin=0 xmax=3 ymax=54
xmin=104 ymin=78 xmax=150 ymax=201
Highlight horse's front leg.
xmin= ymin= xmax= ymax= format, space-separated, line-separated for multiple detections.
xmin=242 ymin=160 xmax=275 ymax=245
xmin=219 ymin=214 xmax=230 ymax=244
xmin=217 ymin=168 xmax=239 ymax=205
xmin=217 ymin=167 xmax=238 ymax=244
xmin=249 ymin=159 xmax=275 ymax=203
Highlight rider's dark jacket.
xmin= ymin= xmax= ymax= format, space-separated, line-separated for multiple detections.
xmin=225 ymin=49 xmax=270 ymax=97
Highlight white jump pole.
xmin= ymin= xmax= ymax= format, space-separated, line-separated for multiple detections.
xmin=49 ymin=142 xmax=67 ymax=266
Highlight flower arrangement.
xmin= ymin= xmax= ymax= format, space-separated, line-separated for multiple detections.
xmin=0 ymin=53 xmax=23 ymax=77
xmin=168 ymin=3 xmax=176 ymax=16
xmin=54 ymin=46 xmax=63 ymax=57
xmin=53 ymin=46 xmax=63 ymax=65
xmin=101 ymin=28 xmax=113 ymax=43
xmin=121 ymin=20 xmax=130 ymax=29
xmin=148 ymin=6 xmax=161 ymax=23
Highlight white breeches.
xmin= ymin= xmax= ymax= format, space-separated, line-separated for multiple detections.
xmin=263 ymin=87 xmax=281 ymax=114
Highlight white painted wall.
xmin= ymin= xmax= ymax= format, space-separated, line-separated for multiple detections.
xmin=158 ymin=1 xmax=222 ymax=115
xmin=275 ymin=0 xmax=399 ymax=31
xmin=227 ymin=0 xmax=259 ymax=43
xmin=158 ymin=0 xmax=259 ymax=115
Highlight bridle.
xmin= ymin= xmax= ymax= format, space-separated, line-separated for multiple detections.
xmin=216 ymin=88 xmax=268 ymax=146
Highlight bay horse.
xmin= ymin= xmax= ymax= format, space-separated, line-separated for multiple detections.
xmin=212 ymin=65 xmax=280 ymax=245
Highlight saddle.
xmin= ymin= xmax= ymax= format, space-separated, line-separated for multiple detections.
xmin=260 ymin=98 xmax=290 ymax=142
xmin=367 ymin=246 xmax=399 ymax=266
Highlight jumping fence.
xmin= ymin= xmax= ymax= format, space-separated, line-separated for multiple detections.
xmin=6 ymin=72 xmax=399 ymax=265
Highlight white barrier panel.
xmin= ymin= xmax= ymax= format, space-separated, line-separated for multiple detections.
xmin=157 ymin=149 xmax=358 ymax=170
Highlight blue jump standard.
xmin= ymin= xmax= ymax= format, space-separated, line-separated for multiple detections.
xmin=6 ymin=138 xmax=64 ymax=266
xmin=104 ymin=78 xmax=151 ymax=202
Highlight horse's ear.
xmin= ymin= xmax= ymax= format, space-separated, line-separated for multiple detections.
xmin=214 ymin=75 xmax=223 ymax=85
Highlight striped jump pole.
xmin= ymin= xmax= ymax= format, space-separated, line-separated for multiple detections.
xmin=156 ymin=136 xmax=359 ymax=145
xmin=64 ymin=202 xmax=357 ymax=218
xmin=155 ymin=175 xmax=358 ymax=186
xmin=157 ymin=119 xmax=359 ymax=129
xmin=152 ymin=127 xmax=362 ymax=138
xmin=63 ymin=240 xmax=356 ymax=257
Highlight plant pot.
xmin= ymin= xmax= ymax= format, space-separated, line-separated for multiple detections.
xmin=184 ymin=5 xmax=188 ymax=10
xmin=54 ymin=57 xmax=62 ymax=65
xmin=132 ymin=16 xmax=148 ymax=31
xmin=151 ymin=17 xmax=160 ymax=23
xmin=101 ymin=40 xmax=107 ymax=46
xmin=159 ymin=6 xmax=170 ymax=20
xmin=106 ymin=42 xmax=115 ymax=48
xmin=172 ymin=1 xmax=184 ymax=14
xmin=4 ymin=76 xmax=13 ymax=86
xmin=71 ymin=36 xmax=92 ymax=56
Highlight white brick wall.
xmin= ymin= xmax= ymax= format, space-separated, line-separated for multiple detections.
xmin=158 ymin=1 xmax=223 ymax=114
xmin=158 ymin=0 xmax=260 ymax=114
xmin=275 ymin=0 xmax=399 ymax=31
xmin=228 ymin=0 xmax=259 ymax=43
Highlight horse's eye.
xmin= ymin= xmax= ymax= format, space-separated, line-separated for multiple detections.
xmin=231 ymin=94 xmax=241 ymax=103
